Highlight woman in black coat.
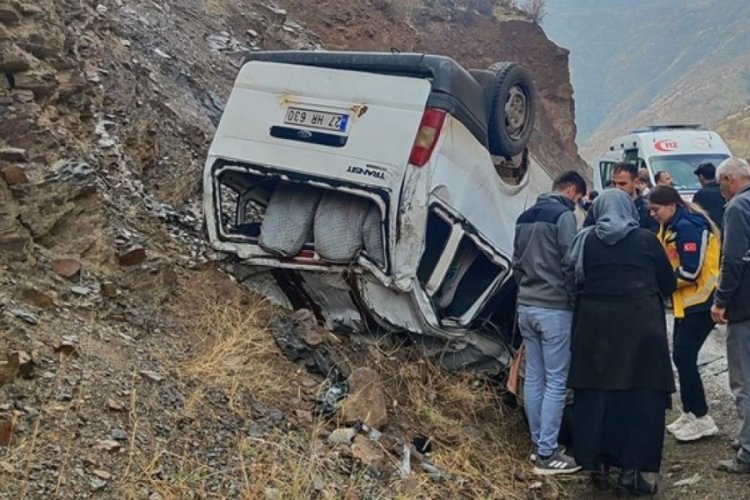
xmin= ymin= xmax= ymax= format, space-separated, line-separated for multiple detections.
xmin=565 ymin=189 xmax=677 ymax=496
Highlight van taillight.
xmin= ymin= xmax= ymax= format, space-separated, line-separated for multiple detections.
xmin=409 ymin=108 xmax=446 ymax=167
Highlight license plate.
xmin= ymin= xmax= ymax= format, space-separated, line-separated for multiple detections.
xmin=284 ymin=107 xmax=349 ymax=133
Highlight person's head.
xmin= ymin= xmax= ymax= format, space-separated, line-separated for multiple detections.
xmin=647 ymin=185 xmax=682 ymax=225
xmin=590 ymin=189 xmax=639 ymax=243
xmin=716 ymin=157 xmax=750 ymax=200
xmin=634 ymin=176 xmax=648 ymax=194
xmin=610 ymin=162 xmax=638 ymax=197
xmin=552 ymin=170 xmax=587 ymax=204
xmin=654 ymin=170 xmax=673 ymax=187
xmin=648 ymin=185 xmax=721 ymax=235
xmin=588 ymin=190 xmax=599 ymax=202
xmin=638 ymin=167 xmax=650 ymax=181
xmin=693 ymin=162 xmax=716 ymax=187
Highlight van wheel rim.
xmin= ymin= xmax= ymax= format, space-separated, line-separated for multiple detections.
xmin=505 ymin=86 xmax=528 ymax=139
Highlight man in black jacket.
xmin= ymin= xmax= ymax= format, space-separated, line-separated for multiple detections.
xmin=712 ymin=157 xmax=750 ymax=474
xmin=693 ymin=162 xmax=725 ymax=231
xmin=584 ymin=162 xmax=659 ymax=232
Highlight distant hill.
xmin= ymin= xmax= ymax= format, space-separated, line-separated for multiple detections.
xmin=715 ymin=105 xmax=750 ymax=160
xmin=544 ymin=0 xmax=750 ymax=161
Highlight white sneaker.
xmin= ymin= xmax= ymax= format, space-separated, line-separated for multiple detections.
xmin=674 ymin=414 xmax=719 ymax=442
xmin=666 ymin=412 xmax=693 ymax=434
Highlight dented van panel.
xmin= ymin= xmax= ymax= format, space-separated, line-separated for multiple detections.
xmin=203 ymin=53 xmax=551 ymax=373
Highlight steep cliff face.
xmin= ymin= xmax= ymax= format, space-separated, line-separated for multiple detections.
xmin=275 ymin=0 xmax=588 ymax=177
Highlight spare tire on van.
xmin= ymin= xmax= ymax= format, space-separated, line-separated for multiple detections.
xmin=487 ymin=62 xmax=536 ymax=157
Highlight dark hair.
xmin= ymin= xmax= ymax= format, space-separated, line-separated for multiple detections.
xmin=648 ymin=185 xmax=721 ymax=236
xmin=553 ymin=170 xmax=587 ymax=196
xmin=647 ymin=185 xmax=683 ymax=206
xmin=695 ymin=162 xmax=716 ymax=180
xmin=655 ymin=170 xmax=674 ymax=184
xmin=612 ymin=162 xmax=637 ymax=179
xmin=604 ymin=179 xmax=614 ymax=188
xmin=589 ymin=190 xmax=599 ymax=201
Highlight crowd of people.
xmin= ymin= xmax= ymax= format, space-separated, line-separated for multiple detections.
xmin=511 ymin=156 xmax=750 ymax=495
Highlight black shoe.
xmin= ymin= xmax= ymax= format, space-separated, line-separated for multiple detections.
xmin=590 ymin=463 xmax=610 ymax=490
xmin=617 ymin=469 xmax=658 ymax=496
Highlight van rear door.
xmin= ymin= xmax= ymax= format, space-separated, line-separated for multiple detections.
xmin=208 ymin=61 xmax=432 ymax=192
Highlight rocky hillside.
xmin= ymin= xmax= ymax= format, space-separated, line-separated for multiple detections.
xmin=715 ymin=105 xmax=750 ymax=160
xmin=0 ymin=0 xmax=584 ymax=498
xmin=545 ymin=0 xmax=750 ymax=161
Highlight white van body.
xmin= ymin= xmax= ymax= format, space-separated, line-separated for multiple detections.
xmin=593 ymin=125 xmax=732 ymax=197
xmin=203 ymin=52 xmax=552 ymax=372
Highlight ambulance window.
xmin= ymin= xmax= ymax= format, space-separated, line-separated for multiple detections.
xmin=599 ymin=161 xmax=614 ymax=187
xmin=624 ymin=149 xmax=639 ymax=163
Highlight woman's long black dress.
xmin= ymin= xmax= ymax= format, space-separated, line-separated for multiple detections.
xmin=568 ymin=228 xmax=677 ymax=473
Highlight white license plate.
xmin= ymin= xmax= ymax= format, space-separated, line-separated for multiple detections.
xmin=284 ymin=107 xmax=349 ymax=133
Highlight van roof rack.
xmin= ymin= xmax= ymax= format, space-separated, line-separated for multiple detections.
xmin=630 ymin=124 xmax=704 ymax=133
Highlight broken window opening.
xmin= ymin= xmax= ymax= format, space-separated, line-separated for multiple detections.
xmin=417 ymin=210 xmax=452 ymax=285
xmin=435 ymin=236 xmax=505 ymax=319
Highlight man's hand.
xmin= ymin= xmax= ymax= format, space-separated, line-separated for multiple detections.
xmin=711 ymin=304 xmax=728 ymax=325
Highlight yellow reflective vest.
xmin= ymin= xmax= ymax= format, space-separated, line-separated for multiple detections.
xmin=657 ymin=209 xmax=721 ymax=319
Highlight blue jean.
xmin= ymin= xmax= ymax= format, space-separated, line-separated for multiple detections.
xmin=519 ymin=305 xmax=573 ymax=457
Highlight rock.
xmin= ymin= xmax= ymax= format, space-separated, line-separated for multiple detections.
xmin=54 ymin=336 xmax=79 ymax=356
xmin=351 ymin=435 xmax=385 ymax=467
xmin=21 ymin=288 xmax=56 ymax=309
xmin=92 ymin=469 xmax=112 ymax=480
xmin=0 ymin=235 xmax=29 ymax=261
xmin=0 ymin=6 xmax=20 ymax=23
xmin=264 ymin=487 xmax=280 ymax=500
xmin=107 ymin=398 xmax=125 ymax=412
xmin=118 ymin=246 xmax=147 ymax=266
xmin=0 ymin=234 xmax=29 ymax=261
xmin=12 ymin=350 xmax=34 ymax=379
xmin=674 ymin=473 xmax=702 ymax=487
xmin=1 ymin=165 xmax=28 ymax=185
xmin=95 ymin=439 xmax=121 ymax=452
xmin=11 ymin=308 xmax=38 ymax=325
xmin=327 ymin=427 xmax=356 ymax=446
xmin=51 ymin=258 xmax=82 ymax=279
xmin=0 ymin=147 xmax=26 ymax=162
xmin=71 ymin=286 xmax=91 ymax=296
xmin=100 ymin=281 xmax=117 ymax=298
xmin=90 ymin=478 xmax=107 ymax=491
xmin=294 ymin=409 xmax=313 ymax=423
xmin=0 ymin=418 xmax=14 ymax=446
xmin=340 ymin=368 xmax=388 ymax=429
xmin=139 ymin=370 xmax=164 ymax=383
xmin=110 ymin=428 xmax=128 ymax=441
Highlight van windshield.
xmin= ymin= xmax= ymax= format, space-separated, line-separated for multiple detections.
xmin=648 ymin=154 xmax=730 ymax=191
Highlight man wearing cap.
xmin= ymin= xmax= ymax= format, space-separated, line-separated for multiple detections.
xmin=694 ymin=162 xmax=726 ymax=231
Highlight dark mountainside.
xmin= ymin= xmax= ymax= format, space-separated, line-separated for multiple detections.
xmin=544 ymin=0 xmax=750 ymax=160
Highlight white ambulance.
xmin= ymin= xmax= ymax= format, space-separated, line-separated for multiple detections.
xmin=593 ymin=125 xmax=732 ymax=196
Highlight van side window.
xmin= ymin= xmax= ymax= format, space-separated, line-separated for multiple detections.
xmin=599 ymin=161 xmax=615 ymax=187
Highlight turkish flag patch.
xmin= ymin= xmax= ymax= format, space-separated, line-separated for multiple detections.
xmin=683 ymin=242 xmax=698 ymax=253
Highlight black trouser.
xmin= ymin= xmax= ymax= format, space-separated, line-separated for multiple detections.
xmin=673 ymin=310 xmax=715 ymax=417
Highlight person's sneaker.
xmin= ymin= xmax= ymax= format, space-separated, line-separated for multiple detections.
xmin=673 ymin=414 xmax=719 ymax=442
xmin=717 ymin=457 xmax=750 ymax=474
xmin=533 ymin=450 xmax=581 ymax=476
xmin=529 ymin=445 xmax=566 ymax=463
xmin=666 ymin=412 xmax=693 ymax=434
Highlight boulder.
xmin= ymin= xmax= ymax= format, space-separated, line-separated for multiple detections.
xmin=340 ymin=367 xmax=388 ymax=429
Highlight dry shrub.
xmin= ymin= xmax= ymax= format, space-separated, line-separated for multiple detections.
xmin=376 ymin=346 xmax=535 ymax=499
xmin=169 ymin=273 xmax=295 ymax=410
